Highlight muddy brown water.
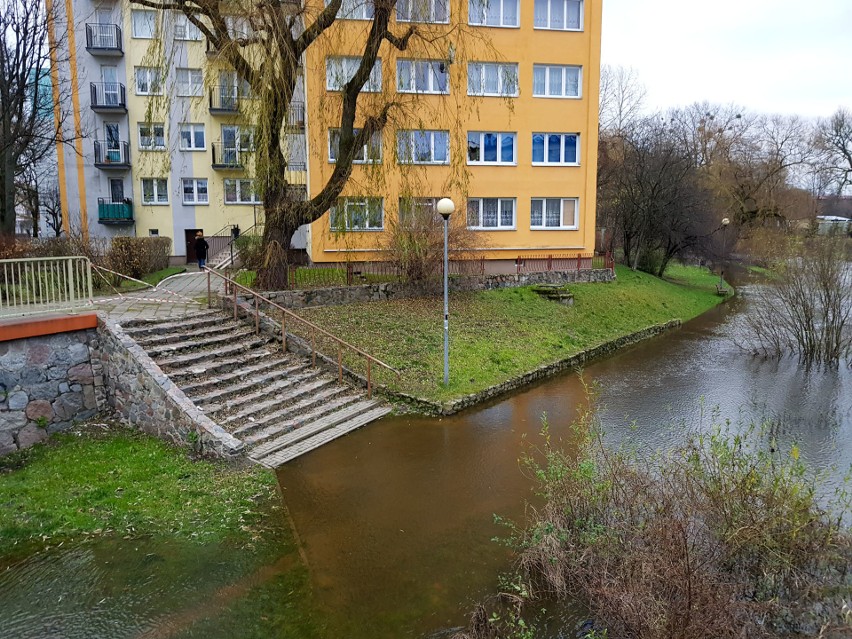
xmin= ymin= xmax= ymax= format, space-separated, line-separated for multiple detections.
xmin=2 ymin=284 xmax=850 ymax=637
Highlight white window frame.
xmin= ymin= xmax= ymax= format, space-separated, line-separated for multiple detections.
xmin=398 ymin=197 xmax=439 ymax=226
xmin=141 ymin=178 xmax=169 ymax=205
xmin=330 ymin=197 xmax=384 ymax=231
xmin=533 ymin=0 xmax=583 ymax=31
xmin=179 ymin=123 xmax=206 ymax=150
xmin=396 ymin=59 xmax=449 ymax=94
xmin=467 ymin=131 xmax=516 ymax=165
xmin=137 ymin=122 xmax=165 ymax=150
xmin=174 ymin=12 xmax=202 ymax=40
xmin=326 ymin=56 xmax=382 ymax=92
xmin=530 ymin=197 xmax=579 ymax=230
xmin=326 ymin=0 xmax=374 ymax=20
xmin=532 ymin=133 xmax=580 ymax=165
xmin=396 ymin=130 xmax=450 ymax=165
xmin=468 ymin=0 xmax=519 ymax=27
xmin=175 ymin=68 xmax=203 ymax=97
xmin=396 ymin=0 xmax=449 ymax=23
xmin=135 ymin=66 xmax=162 ymax=95
xmin=466 ymin=197 xmax=516 ymax=230
xmin=131 ymin=9 xmax=157 ymax=38
xmin=223 ymin=179 xmax=261 ymax=204
xmin=181 ymin=178 xmax=209 ymax=205
xmin=467 ymin=62 xmax=518 ymax=97
xmin=328 ymin=129 xmax=382 ymax=164
xmin=224 ymin=15 xmax=253 ymax=39
xmin=532 ymin=64 xmax=582 ymax=98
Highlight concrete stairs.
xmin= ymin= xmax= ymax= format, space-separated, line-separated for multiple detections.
xmin=120 ymin=310 xmax=392 ymax=467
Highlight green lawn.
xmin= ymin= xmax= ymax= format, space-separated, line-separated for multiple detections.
xmin=0 ymin=425 xmax=277 ymax=547
xmin=234 ymin=267 xmax=397 ymax=289
xmin=297 ymin=264 xmax=729 ymax=403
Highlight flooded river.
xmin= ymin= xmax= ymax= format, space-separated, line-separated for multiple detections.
xmin=2 ymin=284 xmax=851 ymax=637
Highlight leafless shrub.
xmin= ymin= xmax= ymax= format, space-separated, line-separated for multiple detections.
xmin=104 ymin=237 xmax=172 ymax=280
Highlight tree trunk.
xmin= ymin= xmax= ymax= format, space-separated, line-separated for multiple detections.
xmin=0 ymin=153 xmax=16 ymax=236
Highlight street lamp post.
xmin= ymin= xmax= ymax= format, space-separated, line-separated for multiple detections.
xmin=720 ymin=217 xmax=730 ymax=287
xmin=436 ymin=197 xmax=455 ymax=386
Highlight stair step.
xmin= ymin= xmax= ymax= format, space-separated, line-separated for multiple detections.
xmin=237 ymin=391 xmax=362 ymax=446
xmin=253 ymin=405 xmax=394 ymax=467
xmin=121 ymin=314 xmax=225 ymax=334
xmin=147 ymin=328 xmax=257 ymax=358
xmin=167 ymin=349 xmax=273 ymax=381
xmin=201 ymin=369 xmax=321 ymax=414
xmin=231 ymin=384 xmax=348 ymax=438
xmin=178 ymin=357 xmax=298 ymax=396
xmin=247 ymin=399 xmax=381 ymax=459
xmin=133 ymin=321 xmax=242 ymax=347
xmin=157 ymin=338 xmax=272 ymax=371
xmin=215 ymin=376 xmax=335 ymax=425
xmin=188 ymin=362 xmax=311 ymax=405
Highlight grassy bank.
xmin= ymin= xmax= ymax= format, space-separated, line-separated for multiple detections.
xmin=298 ymin=264 xmax=728 ymax=403
xmin=0 ymin=423 xmax=277 ymax=547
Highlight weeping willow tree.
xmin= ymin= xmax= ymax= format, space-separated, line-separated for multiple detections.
xmin=130 ymin=0 xmax=500 ymax=288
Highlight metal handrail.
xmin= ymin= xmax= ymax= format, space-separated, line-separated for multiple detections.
xmin=205 ymin=267 xmax=400 ymax=398
xmin=1 ymin=256 xmax=93 ymax=318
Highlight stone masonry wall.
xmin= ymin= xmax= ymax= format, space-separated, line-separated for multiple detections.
xmin=0 ymin=329 xmax=105 ymax=455
xmin=259 ymin=268 xmax=615 ymax=310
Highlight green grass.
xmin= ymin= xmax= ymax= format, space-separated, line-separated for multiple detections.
xmin=235 ymin=267 xmax=396 ymax=289
xmin=298 ymin=264 xmax=729 ymax=404
xmin=0 ymin=425 xmax=279 ymax=548
xmin=119 ymin=266 xmax=186 ymax=291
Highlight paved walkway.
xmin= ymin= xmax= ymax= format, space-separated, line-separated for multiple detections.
xmin=91 ymin=267 xmax=226 ymax=323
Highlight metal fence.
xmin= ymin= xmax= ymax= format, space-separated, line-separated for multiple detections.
xmin=273 ymin=259 xmax=487 ymax=290
xmin=516 ymin=252 xmax=614 ymax=275
xmin=0 ymin=257 xmax=93 ymax=318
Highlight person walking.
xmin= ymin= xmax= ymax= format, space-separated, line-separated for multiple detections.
xmin=194 ymin=231 xmax=210 ymax=269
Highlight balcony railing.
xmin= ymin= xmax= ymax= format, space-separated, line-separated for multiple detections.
xmin=90 ymin=82 xmax=127 ymax=112
xmin=209 ymin=86 xmax=249 ymax=114
xmin=285 ymin=163 xmax=307 ymax=186
xmin=287 ymin=102 xmax=305 ymax=130
xmin=211 ymin=143 xmax=249 ymax=169
xmin=97 ymin=198 xmax=134 ymax=225
xmin=93 ymin=141 xmax=130 ymax=169
xmin=85 ymin=24 xmax=123 ymax=55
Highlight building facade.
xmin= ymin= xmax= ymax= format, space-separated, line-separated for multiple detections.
xmin=51 ymin=0 xmax=601 ymax=265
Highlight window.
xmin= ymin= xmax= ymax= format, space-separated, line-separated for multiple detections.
xmin=330 ymin=197 xmax=384 ymax=231
xmin=533 ymin=64 xmax=581 ymax=98
xmin=467 ymin=62 xmax=518 ymax=96
xmin=530 ymin=198 xmax=579 ymax=229
xmin=467 ymin=131 xmax=516 ymax=164
xmin=467 ymin=198 xmax=515 ymax=229
xmin=141 ymin=178 xmax=168 ymax=204
xmin=396 ymin=59 xmax=449 ymax=94
xmin=532 ymin=133 xmax=579 ymax=164
xmin=534 ymin=0 xmax=583 ymax=30
xmin=224 ymin=179 xmax=261 ymax=204
xmin=135 ymin=67 xmax=162 ymax=95
xmin=138 ymin=122 xmax=165 ymax=150
xmin=396 ymin=0 xmax=449 ymax=23
xmin=179 ymin=123 xmax=205 ymax=150
xmin=224 ymin=15 xmax=253 ymax=39
xmin=396 ymin=130 xmax=449 ymax=164
xmin=468 ymin=0 xmax=518 ymax=27
xmin=326 ymin=0 xmax=374 ymax=20
xmin=131 ymin=9 xmax=157 ymax=38
xmin=149 ymin=229 xmax=159 ymax=236
xmin=182 ymin=178 xmax=209 ymax=204
xmin=176 ymin=68 xmax=203 ymax=97
xmin=329 ymin=129 xmax=382 ymax=164
xmin=398 ymin=197 xmax=439 ymax=226
xmin=326 ymin=57 xmax=382 ymax=92
xmin=174 ymin=12 xmax=202 ymax=40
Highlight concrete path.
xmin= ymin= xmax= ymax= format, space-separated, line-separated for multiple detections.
xmin=91 ymin=267 xmax=225 ymax=323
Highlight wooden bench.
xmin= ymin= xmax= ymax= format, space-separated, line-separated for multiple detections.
xmin=716 ymin=283 xmax=729 ymax=296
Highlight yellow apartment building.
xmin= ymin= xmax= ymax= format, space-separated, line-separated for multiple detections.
xmin=51 ymin=0 xmax=601 ymax=268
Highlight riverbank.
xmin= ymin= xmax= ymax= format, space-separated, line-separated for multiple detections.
xmin=298 ymin=264 xmax=729 ymax=405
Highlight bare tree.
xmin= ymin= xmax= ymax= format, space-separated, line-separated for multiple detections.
xmin=0 ymin=0 xmax=71 ymax=236
xmin=599 ymin=65 xmax=646 ymax=136
xmin=41 ymin=181 xmax=62 ymax=237
xmin=814 ymin=107 xmax=852 ymax=196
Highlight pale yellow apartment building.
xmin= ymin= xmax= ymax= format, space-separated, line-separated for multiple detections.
xmin=50 ymin=0 xmax=601 ymax=267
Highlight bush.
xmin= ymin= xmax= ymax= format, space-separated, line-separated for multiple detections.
xmin=104 ymin=237 xmax=172 ymax=280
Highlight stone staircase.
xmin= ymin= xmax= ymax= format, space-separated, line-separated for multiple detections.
xmin=119 ymin=310 xmax=392 ymax=467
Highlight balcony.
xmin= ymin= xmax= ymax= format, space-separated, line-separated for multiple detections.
xmin=209 ymin=87 xmax=248 ymax=114
xmin=287 ymin=102 xmax=305 ymax=130
xmin=97 ymin=198 xmax=133 ymax=225
xmin=85 ymin=24 xmax=123 ymax=56
xmin=285 ymin=163 xmax=307 ymax=186
xmin=211 ymin=144 xmax=246 ymax=169
xmin=93 ymin=141 xmax=130 ymax=169
xmin=90 ymin=82 xmax=127 ymax=113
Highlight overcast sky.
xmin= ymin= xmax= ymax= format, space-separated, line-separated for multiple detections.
xmin=601 ymin=0 xmax=852 ymax=118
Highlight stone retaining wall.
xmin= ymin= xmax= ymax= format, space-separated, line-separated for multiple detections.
xmin=97 ymin=317 xmax=243 ymax=458
xmin=261 ymin=268 xmax=614 ymax=309
xmin=0 ymin=327 xmax=105 ymax=455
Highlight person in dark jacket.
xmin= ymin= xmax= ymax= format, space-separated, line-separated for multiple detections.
xmin=194 ymin=231 xmax=210 ymax=269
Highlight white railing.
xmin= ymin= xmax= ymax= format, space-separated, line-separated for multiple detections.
xmin=0 ymin=257 xmax=93 ymax=318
